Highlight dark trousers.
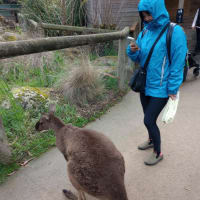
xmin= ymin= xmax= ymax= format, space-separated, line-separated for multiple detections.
xmin=140 ymin=93 xmax=168 ymax=154
xmin=196 ymin=28 xmax=200 ymax=51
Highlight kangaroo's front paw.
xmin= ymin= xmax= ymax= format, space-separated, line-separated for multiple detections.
xmin=63 ymin=189 xmax=78 ymax=200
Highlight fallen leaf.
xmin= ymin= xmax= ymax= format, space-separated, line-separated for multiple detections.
xmin=20 ymin=158 xmax=34 ymax=166
xmin=27 ymin=151 xmax=33 ymax=157
xmin=103 ymin=73 xmax=119 ymax=79
xmin=8 ymin=171 xmax=16 ymax=176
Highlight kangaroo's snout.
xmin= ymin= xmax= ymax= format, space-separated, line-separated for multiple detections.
xmin=35 ymin=121 xmax=40 ymax=131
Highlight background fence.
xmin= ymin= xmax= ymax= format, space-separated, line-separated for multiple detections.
xmin=0 ymin=20 xmax=139 ymax=90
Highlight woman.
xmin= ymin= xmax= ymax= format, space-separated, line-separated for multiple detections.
xmin=192 ymin=8 xmax=200 ymax=53
xmin=127 ymin=0 xmax=187 ymax=166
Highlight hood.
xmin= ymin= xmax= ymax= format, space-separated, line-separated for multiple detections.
xmin=138 ymin=0 xmax=170 ymax=27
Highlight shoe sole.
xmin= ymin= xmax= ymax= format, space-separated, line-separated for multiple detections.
xmin=144 ymin=155 xmax=164 ymax=166
xmin=138 ymin=144 xmax=154 ymax=150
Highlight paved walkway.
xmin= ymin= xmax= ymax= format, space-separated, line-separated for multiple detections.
xmin=0 ymin=70 xmax=200 ymax=200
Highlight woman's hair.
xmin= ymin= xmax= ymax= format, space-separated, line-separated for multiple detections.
xmin=139 ymin=11 xmax=152 ymax=30
xmin=139 ymin=11 xmax=151 ymax=21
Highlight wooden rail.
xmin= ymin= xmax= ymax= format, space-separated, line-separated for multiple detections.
xmin=0 ymin=21 xmax=140 ymax=90
xmin=40 ymin=22 xmax=114 ymax=34
xmin=0 ymin=27 xmax=129 ymax=59
xmin=0 ymin=8 xmax=20 ymax=11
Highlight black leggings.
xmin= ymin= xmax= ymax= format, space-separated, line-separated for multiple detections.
xmin=140 ymin=93 xmax=168 ymax=155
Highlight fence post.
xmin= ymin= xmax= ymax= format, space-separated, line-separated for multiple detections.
xmin=126 ymin=22 xmax=140 ymax=80
xmin=117 ymin=38 xmax=128 ymax=90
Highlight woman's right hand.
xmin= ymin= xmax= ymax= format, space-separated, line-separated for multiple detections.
xmin=130 ymin=43 xmax=140 ymax=52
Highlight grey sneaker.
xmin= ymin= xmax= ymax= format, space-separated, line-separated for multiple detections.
xmin=144 ymin=152 xmax=163 ymax=166
xmin=138 ymin=140 xmax=153 ymax=150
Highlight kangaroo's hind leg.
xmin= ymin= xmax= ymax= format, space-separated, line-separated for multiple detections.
xmin=78 ymin=191 xmax=86 ymax=200
xmin=81 ymin=191 xmax=86 ymax=200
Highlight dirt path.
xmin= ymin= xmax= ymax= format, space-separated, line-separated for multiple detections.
xmin=0 ymin=71 xmax=200 ymax=200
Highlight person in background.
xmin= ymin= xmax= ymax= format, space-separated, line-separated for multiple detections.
xmin=127 ymin=0 xmax=187 ymax=165
xmin=192 ymin=8 xmax=200 ymax=53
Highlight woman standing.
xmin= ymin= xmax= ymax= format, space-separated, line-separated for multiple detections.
xmin=127 ymin=0 xmax=187 ymax=166
xmin=192 ymin=8 xmax=200 ymax=53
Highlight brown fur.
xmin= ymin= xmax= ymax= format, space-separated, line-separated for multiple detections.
xmin=35 ymin=105 xmax=128 ymax=200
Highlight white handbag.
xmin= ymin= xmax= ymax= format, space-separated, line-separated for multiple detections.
xmin=162 ymin=92 xmax=180 ymax=124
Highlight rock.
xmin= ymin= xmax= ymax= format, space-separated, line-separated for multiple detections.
xmin=1 ymin=100 xmax=11 ymax=109
xmin=11 ymin=86 xmax=51 ymax=109
xmin=0 ymin=36 xmax=5 ymax=42
xmin=0 ymin=117 xmax=12 ymax=165
xmin=0 ymin=27 xmax=5 ymax=34
xmin=0 ymin=15 xmax=16 ymax=29
xmin=2 ymin=32 xmax=18 ymax=41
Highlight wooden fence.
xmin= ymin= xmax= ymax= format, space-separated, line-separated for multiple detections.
xmin=0 ymin=21 xmax=139 ymax=90
xmin=0 ymin=4 xmax=21 ymax=22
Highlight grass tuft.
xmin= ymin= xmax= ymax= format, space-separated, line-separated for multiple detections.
xmin=61 ymin=57 xmax=104 ymax=107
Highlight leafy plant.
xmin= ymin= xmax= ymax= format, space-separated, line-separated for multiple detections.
xmin=0 ymin=79 xmax=24 ymax=123
xmin=103 ymin=76 xmax=119 ymax=91
xmin=21 ymin=0 xmax=87 ymax=36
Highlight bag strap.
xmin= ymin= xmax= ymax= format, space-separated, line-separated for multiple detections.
xmin=143 ymin=22 xmax=170 ymax=71
xmin=166 ymin=22 xmax=176 ymax=65
xmin=142 ymin=29 xmax=148 ymax=38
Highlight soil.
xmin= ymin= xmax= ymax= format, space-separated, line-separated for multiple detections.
xmin=75 ymin=89 xmax=127 ymax=119
xmin=50 ymin=88 xmax=127 ymax=120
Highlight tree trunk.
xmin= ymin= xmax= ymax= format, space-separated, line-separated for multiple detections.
xmin=0 ymin=117 xmax=12 ymax=165
xmin=61 ymin=0 xmax=67 ymax=25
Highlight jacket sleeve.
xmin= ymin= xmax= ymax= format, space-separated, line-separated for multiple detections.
xmin=126 ymin=31 xmax=142 ymax=63
xmin=167 ymin=25 xmax=188 ymax=95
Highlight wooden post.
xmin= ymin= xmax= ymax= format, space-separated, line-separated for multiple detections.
xmin=128 ymin=22 xmax=140 ymax=76
xmin=118 ymin=38 xmax=128 ymax=90
xmin=178 ymin=0 xmax=185 ymax=9
xmin=117 ymin=27 xmax=130 ymax=90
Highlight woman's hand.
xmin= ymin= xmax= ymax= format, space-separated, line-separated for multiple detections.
xmin=130 ymin=43 xmax=140 ymax=53
xmin=169 ymin=94 xmax=177 ymax=100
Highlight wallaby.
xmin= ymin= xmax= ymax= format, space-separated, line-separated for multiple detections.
xmin=35 ymin=104 xmax=128 ymax=200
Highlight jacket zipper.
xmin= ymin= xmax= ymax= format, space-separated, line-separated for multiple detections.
xmin=160 ymin=56 xmax=166 ymax=86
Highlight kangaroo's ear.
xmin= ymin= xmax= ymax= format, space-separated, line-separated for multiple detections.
xmin=49 ymin=104 xmax=56 ymax=114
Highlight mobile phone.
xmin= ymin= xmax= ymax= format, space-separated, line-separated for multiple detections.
xmin=127 ymin=36 xmax=135 ymax=43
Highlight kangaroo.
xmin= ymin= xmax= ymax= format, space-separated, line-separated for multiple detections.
xmin=35 ymin=104 xmax=128 ymax=200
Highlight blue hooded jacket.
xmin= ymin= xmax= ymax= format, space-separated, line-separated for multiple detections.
xmin=127 ymin=0 xmax=188 ymax=98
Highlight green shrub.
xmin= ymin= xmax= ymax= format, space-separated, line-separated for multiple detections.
xmin=0 ymin=51 xmax=65 ymax=88
xmin=21 ymin=0 xmax=86 ymax=35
